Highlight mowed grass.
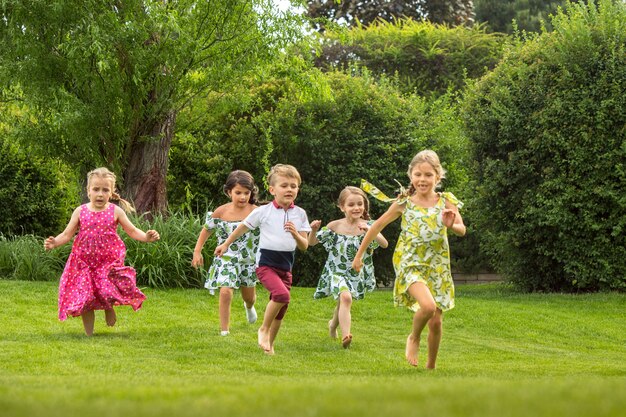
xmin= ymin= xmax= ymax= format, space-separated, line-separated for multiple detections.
xmin=0 ymin=280 xmax=625 ymax=417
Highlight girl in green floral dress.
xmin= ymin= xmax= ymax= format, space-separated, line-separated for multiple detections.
xmin=192 ymin=171 xmax=260 ymax=336
xmin=308 ymin=186 xmax=388 ymax=348
xmin=353 ymin=150 xmax=466 ymax=368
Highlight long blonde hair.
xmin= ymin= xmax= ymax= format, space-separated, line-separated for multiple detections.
xmin=87 ymin=167 xmax=135 ymax=213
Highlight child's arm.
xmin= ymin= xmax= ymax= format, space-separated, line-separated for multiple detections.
xmin=307 ymin=220 xmax=322 ymax=246
xmin=359 ymin=222 xmax=389 ymax=249
xmin=192 ymin=227 xmax=214 ymax=268
xmin=443 ymin=201 xmax=466 ymax=237
xmin=116 ymin=206 xmax=160 ymax=242
xmin=284 ymin=221 xmax=309 ymax=251
xmin=44 ymin=206 xmax=81 ymax=250
xmin=214 ymin=223 xmax=250 ymax=257
xmin=352 ymin=202 xmax=403 ymax=272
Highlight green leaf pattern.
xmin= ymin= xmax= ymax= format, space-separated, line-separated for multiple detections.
xmin=204 ymin=212 xmax=260 ymax=291
xmin=392 ymin=193 xmax=461 ymax=312
xmin=313 ymin=221 xmax=380 ymax=300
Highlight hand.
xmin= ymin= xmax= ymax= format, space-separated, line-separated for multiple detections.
xmin=284 ymin=221 xmax=298 ymax=236
xmin=44 ymin=237 xmax=56 ymax=251
xmin=358 ymin=222 xmax=370 ymax=233
xmin=352 ymin=256 xmax=363 ymax=273
xmin=310 ymin=220 xmax=321 ymax=231
xmin=146 ymin=230 xmax=160 ymax=242
xmin=442 ymin=209 xmax=456 ymax=229
xmin=192 ymin=253 xmax=203 ymax=268
xmin=214 ymin=244 xmax=227 ymax=257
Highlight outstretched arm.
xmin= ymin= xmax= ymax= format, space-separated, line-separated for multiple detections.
xmin=214 ymin=223 xmax=250 ymax=256
xmin=44 ymin=206 xmax=81 ymax=250
xmin=352 ymin=202 xmax=403 ymax=272
xmin=116 ymin=207 xmax=160 ymax=242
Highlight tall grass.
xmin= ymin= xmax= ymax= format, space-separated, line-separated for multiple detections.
xmin=0 ymin=211 xmax=213 ymax=288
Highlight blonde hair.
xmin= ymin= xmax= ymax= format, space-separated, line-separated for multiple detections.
xmin=406 ymin=150 xmax=446 ymax=195
xmin=337 ymin=186 xmax=370 ymax=220
xmin=267 ymin=164 xmax=301 ymax=186
xmin=87 ymin=167 xmax=135 ymax=213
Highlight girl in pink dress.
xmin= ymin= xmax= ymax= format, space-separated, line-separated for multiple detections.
xmin=44 ymin=167 xmax=160 ymax=336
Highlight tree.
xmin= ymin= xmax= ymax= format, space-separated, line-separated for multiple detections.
xmin=306 ymin=0 xmax=474 ymax=29
xmin=474 ymin=0 xmax=565 ymax=33
xmin=0 ymin=0 xmax=300 ymax=214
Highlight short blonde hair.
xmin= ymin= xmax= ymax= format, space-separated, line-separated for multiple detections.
xmin=87 ymin=167 xmax=135 ymax=213
xmin=267 ymin=164 xmax=301 ymax=186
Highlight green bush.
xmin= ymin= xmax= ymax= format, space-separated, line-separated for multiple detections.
xmin=314 ymin=18 xmax=505 ymax=95
xmin=0 ymin=213 xmax=210 ymax=289
xmin=0 ymin=137 xmax=78 ymax=237
xmin=170 ymin=68 xmax=472 ymax=286
xmin=462 ymin=0 xmax=626 ymax=291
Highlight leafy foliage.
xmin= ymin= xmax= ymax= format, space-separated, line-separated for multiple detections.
xmin=313 ymin=18 xmax=505 ymax=95
xmin=474 ymin=0 xmax=565 ymax=34
xmin=0 ymin=137 xmax=78 ymax=237
xmin=462 ymin=0 xmax=626 ymax=291
xmin=170 ymin=65 xmax=471 ymax=286
xmin=306 ymin=0 xmax=475 ymax=28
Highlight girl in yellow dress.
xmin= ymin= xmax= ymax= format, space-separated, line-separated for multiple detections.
xmin=352 ymin=150 xmax=466 ymax=369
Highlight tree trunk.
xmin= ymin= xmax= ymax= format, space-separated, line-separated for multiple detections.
xmin=123 ymin=110 xmax=176 ymax=215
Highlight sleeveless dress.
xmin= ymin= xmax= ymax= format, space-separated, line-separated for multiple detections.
xmin=392 ymin=193 xmax=462 ymax=312
xmin=313 ymin=221 xmax=380 ymax=300
xmin=58 ymin=204 xmax=146 ymax=320
xmin=204 ymin=211 xmax=260 ymax=293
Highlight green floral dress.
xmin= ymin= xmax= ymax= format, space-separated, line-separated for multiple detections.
xmin=360 ymin=180 xmax=462 ymax=312
xmin=204 ymin=212 xmax=260 ymax=293
xmin=313 ymin=222 xmax=380 ymax=300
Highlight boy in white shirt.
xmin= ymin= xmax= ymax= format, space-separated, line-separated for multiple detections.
xmin=215 ymin=164 xmax=311 ymax=355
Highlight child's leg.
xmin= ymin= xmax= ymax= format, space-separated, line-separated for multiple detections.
xmin=104 ymin=307 xmax=117 ymax=327
xmin=240 ymin=286 xmax=256 ymax=308
xmin=81 ymin=310 xmax=95 ymax=336
xmin=266 ymin=318 xmax=283 ymax=355
xmin=328 ymin=301 xmax=339 ymax=339
xmin=241 ymin=286 xmax=258 ymax=324
xmin=258 ymin=300 xmax=286 ymax=351
xmin=406 ymin=282 xmax=437 ymax=367
xmin=219 ymin=287 xmax=234 ymax=332
xmin=426 ymin=309 xmax=443 ymax=370
xmin=337 ymin=291 xmax=353 ymax=343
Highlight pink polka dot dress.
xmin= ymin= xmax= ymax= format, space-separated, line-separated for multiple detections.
xmin=58 ymin=203 xmax=146 ymax=320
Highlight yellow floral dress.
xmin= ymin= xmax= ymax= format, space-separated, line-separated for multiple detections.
xmin=361 ymin=180 xmax=462 ymax=312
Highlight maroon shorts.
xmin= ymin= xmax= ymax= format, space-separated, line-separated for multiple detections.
xmin=256 ymin=266 xmax=292 ymax=320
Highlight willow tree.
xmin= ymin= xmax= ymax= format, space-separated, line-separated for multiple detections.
xmin=0 ymin=0 xmax=299 ymax=213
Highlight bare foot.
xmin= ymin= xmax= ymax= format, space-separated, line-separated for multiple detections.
xmin=105 ymin=309 xmax=117 ymax=327
xmin=342 ymin=334 xmax=353 ymax=349
xmin=264 ymin=345 xmax=275 ymax=355
xmin=258 ymin=327 xmax=271 ymax=351
xmin=328 ymin=320 xmax=338 ymax=339
xmin=405 ymin=334 xmax=420 ymax=367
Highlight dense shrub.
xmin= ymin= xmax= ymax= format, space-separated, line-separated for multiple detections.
xmin=170 ymin=68 xmax=472 ymax=286
xmin=313 ymin=19 xmax=505 ymax=95
xmin=462 ymin=0 xmax=626 ymax=291
xmin=0 ymin=138 xmax=78 ymax=237
xmin=0 ymin=213 xmax=210 ymax=289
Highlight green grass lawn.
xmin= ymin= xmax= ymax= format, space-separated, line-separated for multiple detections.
xmin=0 ymin=280 xmax=625 ymax=417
